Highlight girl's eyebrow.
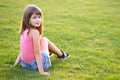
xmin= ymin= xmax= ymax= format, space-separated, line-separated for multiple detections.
xmin=33 ymin=13 xmax=40 ymax=16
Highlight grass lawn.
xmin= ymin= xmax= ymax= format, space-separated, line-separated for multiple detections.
xmin=0 ymin=0 xmax=120 ymax=80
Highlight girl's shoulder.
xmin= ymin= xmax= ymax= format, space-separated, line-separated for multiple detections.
xmin=29 ymin=28 xmax=39 ymax=38
xmin=30 ymin=28 xmax=39 ymax=34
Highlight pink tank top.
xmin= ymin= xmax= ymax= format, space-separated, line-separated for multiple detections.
xmin=20 ymin=29 xmax=35 ymax=62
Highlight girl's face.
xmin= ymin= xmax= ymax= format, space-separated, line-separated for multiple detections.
xmin=29 ymin=13 xmax=42 ymax=28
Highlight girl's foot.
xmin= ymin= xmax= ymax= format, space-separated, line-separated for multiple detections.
xmin=57 ymin=50 xmax=70 ymax=59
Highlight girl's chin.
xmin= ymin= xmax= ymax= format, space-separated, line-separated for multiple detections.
xmin=35 ymin=25 xmax=40 ymax=27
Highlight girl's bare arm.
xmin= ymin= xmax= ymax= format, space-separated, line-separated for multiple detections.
xmin=13 ymin=53 xmax=21 ymax=66
xmin=31 ymin=29 xmax=50 ymax=76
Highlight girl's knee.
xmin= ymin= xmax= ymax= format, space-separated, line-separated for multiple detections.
xmin=41 ymin=37 xmax=47 ymax=41
xmin=41 ymin=37 xmax=48 ymax=43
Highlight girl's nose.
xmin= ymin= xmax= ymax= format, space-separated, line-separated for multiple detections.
xmin=36 ymin=18 xmax=40 ymax=21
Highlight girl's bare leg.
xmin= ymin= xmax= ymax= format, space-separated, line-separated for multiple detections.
xmin=47 ymin=38 xmax=63 ymax=56
xmin=40 ymin=37 xmax=49 ymax=56
xmin=40 ymin=37 xmax=62 ymax=56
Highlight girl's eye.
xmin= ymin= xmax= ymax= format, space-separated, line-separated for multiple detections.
xmin=32 ymin=16 xmax=37 ymax=19
xmin=38 ymin=15 xmax=41 ymax=18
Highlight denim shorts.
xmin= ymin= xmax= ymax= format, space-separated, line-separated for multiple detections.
xmin=21 ymin=51 xmax=51 ymax=70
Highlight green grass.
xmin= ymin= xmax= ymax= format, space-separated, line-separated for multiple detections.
xmin=0 ymin=0 xmax=120 ymax=80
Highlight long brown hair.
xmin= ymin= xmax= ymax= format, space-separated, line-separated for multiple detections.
xmin=20 ymin=5 xmax=43 ymax=35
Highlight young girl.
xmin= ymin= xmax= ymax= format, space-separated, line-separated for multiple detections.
xmin=13 ymin=5 xmax=70 ymax=76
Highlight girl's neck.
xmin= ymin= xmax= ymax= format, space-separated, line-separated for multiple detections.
xmin=29 ymin=27 xmax=37 ymax=30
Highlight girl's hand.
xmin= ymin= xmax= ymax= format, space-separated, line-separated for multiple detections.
xmin=40 ymin=72 xmax=50 ymax=76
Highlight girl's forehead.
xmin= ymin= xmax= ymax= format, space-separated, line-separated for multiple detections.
xmin=32 ymin=12 xmax=41 ymax=16
xmin=32 ymin=11 xmax=41 ymax=15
